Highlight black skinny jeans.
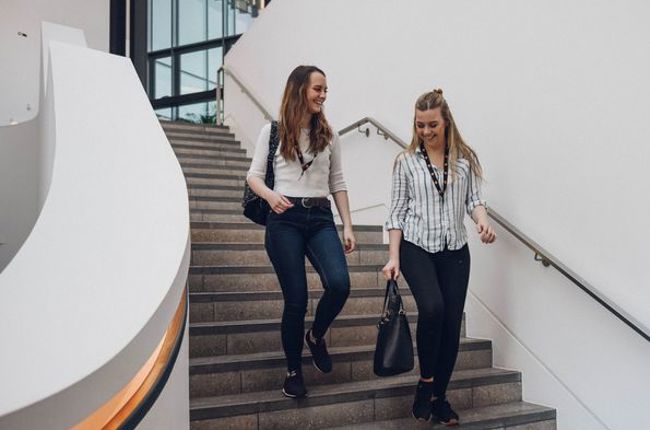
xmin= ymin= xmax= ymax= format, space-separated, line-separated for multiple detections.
xmin=399 ymin=239 xmax=470 ymax=397
xmin=265 ymin=204 xmax=351 ymax=372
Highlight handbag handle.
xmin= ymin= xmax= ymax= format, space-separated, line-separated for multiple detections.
xmin=379 ymin=280 xmax=406 ymax=326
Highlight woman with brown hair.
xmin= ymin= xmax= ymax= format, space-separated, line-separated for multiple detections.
xmin=247 ymin=65 xmax=356 ymax=398
xmin=382 ymin=89 xmax=496 ymax=426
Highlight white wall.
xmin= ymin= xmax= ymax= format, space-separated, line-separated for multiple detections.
xmin=224 ymin=1 xmax=650 ymax=428
xmin=0 ymin=23 xmax=189 ymax=430
xmin=1 ymin=0 xmax=109 ymax=267
xmin=0 ymin=121 xmax=38 ymax=269
xmin=0 ymin=0 xmax=109 ymax=125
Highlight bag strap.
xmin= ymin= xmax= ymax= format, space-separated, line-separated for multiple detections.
xmin=380 ymin=279 xmax=405 ymax=321
xmin=264 ymin=121 xmax=279 ymax=188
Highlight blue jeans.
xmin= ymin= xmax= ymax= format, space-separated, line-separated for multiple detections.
xmin=265 ymin=203 xmax=350 ymax=372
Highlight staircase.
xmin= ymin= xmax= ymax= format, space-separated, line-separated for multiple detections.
xmin=161 ymin=121 xmax=557 ymax=430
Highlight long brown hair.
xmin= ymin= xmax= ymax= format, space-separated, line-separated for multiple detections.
xmin=278 ymin=65 xmax=333 ymax=161
xmin=408 ymin=89 xmax=482 ymax=179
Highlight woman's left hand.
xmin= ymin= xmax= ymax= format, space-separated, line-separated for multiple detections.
xmin=343 ymin=226 xmax=356 ymax=254
xmin=476 ymin=220 xmax=496 ymax=244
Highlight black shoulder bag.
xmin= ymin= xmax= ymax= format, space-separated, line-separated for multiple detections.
xmin=242 ymin=121 xmax=280 ymax=225
xmin=373 ymin=279 xmax=414 ymax=377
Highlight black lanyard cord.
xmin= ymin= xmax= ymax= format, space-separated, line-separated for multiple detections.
xmin=420 ymin=142 xmax=449 ymax=200
xmin=295 ymin=146 xmax=316 ymax=179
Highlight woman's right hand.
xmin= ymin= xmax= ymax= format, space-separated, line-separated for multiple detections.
xmin=265 ymin=191 xmax=294 ymax=214
xmin=382 ymin=258 xmax=400 ymax=280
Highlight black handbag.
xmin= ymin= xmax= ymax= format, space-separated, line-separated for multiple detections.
xmin=373 ymin=279 xmax=414 ymax=377
xmin=242 ymin=121 xmax=280 ymax=225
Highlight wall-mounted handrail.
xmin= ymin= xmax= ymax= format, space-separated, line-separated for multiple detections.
xmin=216 ymin=65 xmax=273 ymax=125
xmin=217 ymin=64 xmax=649 ymax=342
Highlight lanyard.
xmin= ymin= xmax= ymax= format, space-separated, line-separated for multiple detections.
xmin=295 ymin=146 xmax=317 ymax=179
xmin=420 ymin=142 xmax=449 ymax=200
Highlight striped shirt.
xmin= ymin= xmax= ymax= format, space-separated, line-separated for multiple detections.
xmin=385 ymin=147 xmax=486 ymax=253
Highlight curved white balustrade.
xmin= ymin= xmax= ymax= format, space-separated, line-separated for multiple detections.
xmin=0 ymin=23 xmax=190 ymax=429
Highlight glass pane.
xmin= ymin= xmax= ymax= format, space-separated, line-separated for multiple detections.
xmin=226 ymin=0 xmax=236 ymax=36
xmin=208 ymin=0 xmax=223 ymax=40
xmin=154 ymin=57 xmax=172 ymax=98
xmin=178 ymin=101 xmax=216 ymax=124
xmin=149 ymin=0 xmax=172 ymax=51
xmin=180 ymin=50 xmax=208 ymax=95
xmin=225 ymin=0 xmax=253 ymax=36
xmin=207 ymin=47 xmax=222 ymax=90
xmin=155 ymin=108 xmax=173 ymax=121
xmin=179 ymin=0 xmax=207 ymax=46
xmin=234 ymin=4 xmax=253 ymax=35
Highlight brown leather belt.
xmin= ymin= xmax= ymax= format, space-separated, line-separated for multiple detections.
xmin=286 ymin=197 xmax=331 ymax=209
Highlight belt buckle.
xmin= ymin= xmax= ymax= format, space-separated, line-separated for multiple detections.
xmin=301 ymin=197 xmax=313 ymax=208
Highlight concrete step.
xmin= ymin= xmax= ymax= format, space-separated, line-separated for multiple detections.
xmin=189 ymin=286 xmax=410 ymax=323
xmin=325 ymin=402 xmax=556 ymax=430
xmin=173 ymin=145 xmax=247 ymax=159
xmin=187 ymin=182 xmax=242 ymax=191
xmin=170 ymin=139 xmax=240 ymax=151
xmin=189 ymin=338 xmax=492 ymax=398
xmin=189 ymin=368 xmax=522 ymax=429
xmin=187 ymin=176 xmax=247 ymax=188
xmin=182 ymin=165 xmax=248 ymax=178
xmin=191 ymin=242 xmax=387 ymax=266
xmin=188 ymin=264 xmax=385 ymax=292
xmin=160 ymin=121 xmax=230 ymax=134
xmin=190 ymin=210 xmax=250 ymax=223
xmin=179 ymin=158 xmax=251 ymax=170
xmin=188 ymin=312 xmax=459 ymax=358
xmin=188 ymin=187 xmax=243 ymax=199
xmin=164 ymin=131 xmax=236 ymax=142
xmin=190 ymin=222 xmax=384 ymax=245
xmin=189 ymin=198 xmax=243 ymax=211
xmin=183 ymin=169 xmax=247 ymax=180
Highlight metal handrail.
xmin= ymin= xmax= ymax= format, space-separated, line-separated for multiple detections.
xmin=216 ymin=65 xmax=273 ymax=125
xmin=214 ymin=65 xmax=649 ymax=342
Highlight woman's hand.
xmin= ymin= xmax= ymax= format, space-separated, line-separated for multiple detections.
xmin=265 ymin=191 xmax=294 ymax=214
xmin=476 ymin=220 xmax=496 ymax=244
xmin=343 ymin=225 xmax=356 ymax=254
xmin=382 ymin=258 xmax=400 ymax=280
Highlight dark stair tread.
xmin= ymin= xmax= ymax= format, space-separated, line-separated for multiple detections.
xmin=191 ymin=242 xmax=387 ymax=250
xmin=190 ymin=337 xmax=490 ymax=372
xmin=189 ymin=286 xmax=400 ymax=302
xmin=324 ymin=401 xmax=555 ymax=430
xmin=189 ymin=313 xmax=407 ymax=334
xmin=189 ymin=368 xmax=521 ymax=418
xmin=177 ymin=153 xmax=250 ymax=162
xmin=189 ymin=264 xmax=383 ymax=274
xmin=190 ymin=221 xmax=383 ymax=231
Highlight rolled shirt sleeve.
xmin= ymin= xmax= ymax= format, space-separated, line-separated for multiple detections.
xmin=465 ymin=165 xmax=486 ymax=215
xmin=328 ymin=133 xmax=348 ymax=193
xmin=246 ymin=123 xmax=272 ymax=181
xmin=385 ymin=153 xmax=410 ymax=231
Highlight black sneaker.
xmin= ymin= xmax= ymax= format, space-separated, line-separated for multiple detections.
xmin=304 ymin=329 xmax=332 ymax=373
xmin=412 ymin=380 xmax=434 ymax=421
xmin=431 ymin=396 xmax=459 ymax=426
xmin=282 ymin=370 xmax=307 ymax=398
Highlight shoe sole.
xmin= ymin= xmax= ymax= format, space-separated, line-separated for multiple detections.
xmin=282 ymin=388 xmax=307 ymax=398
xmin=411 ymin=412 xmax=431 ymax=421
xmin=311 ymin=358 xmax=331 ymax=374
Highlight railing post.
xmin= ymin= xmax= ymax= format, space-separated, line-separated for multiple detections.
xmin=216 ymin=67 xmax=224 ymax=126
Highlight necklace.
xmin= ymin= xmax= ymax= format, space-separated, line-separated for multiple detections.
xmin=420 ymin=142 xmax=449 ymax=200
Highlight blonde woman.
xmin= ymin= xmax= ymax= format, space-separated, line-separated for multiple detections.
xmin=247 ymin=65 xmax=356 ymax=398
xmin=382 ymin=89 xmax=496 ymax=426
